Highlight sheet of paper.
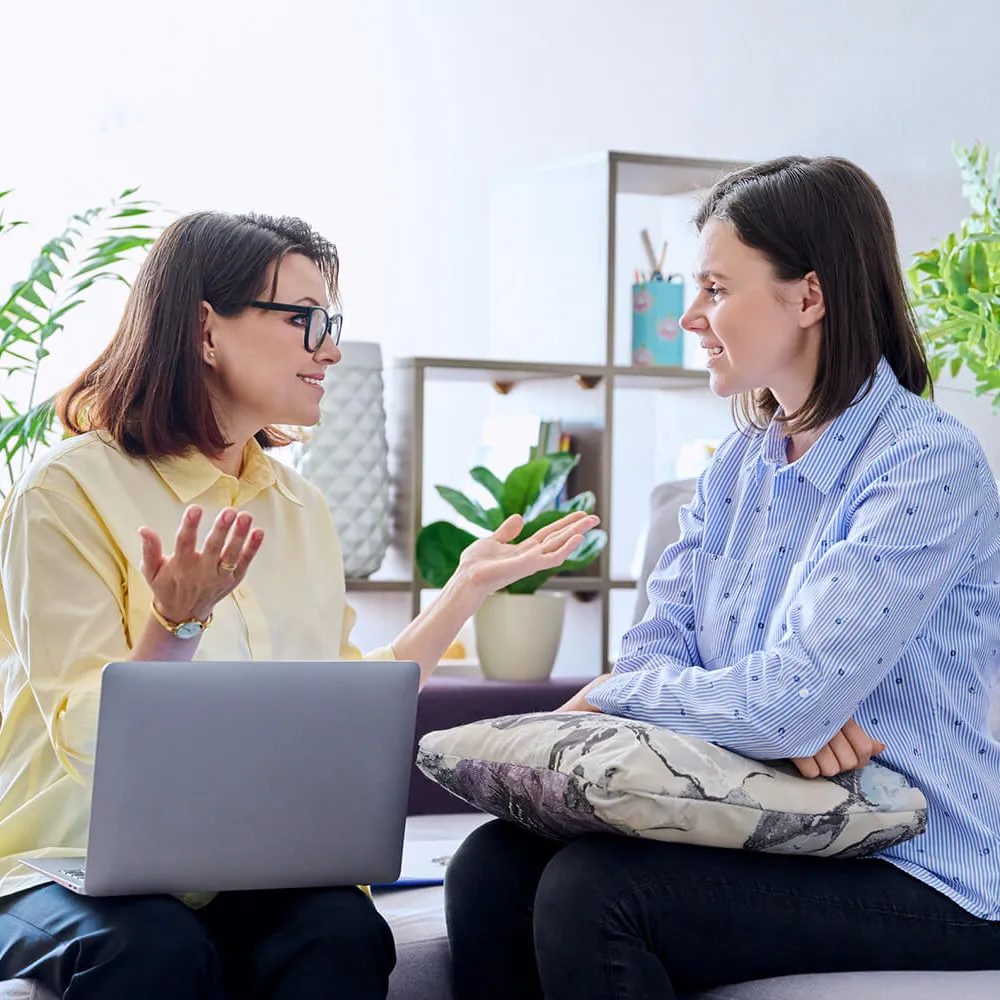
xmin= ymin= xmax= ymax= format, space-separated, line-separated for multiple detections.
xmin=375 ymin=838 xmax=462 ymax=887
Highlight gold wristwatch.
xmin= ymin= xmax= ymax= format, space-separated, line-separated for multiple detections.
xmin=150 ymin=603 xmax=213 ymax=640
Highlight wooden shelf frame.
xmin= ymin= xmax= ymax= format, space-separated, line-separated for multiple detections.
xmin=379 ymin=151 xmax=746 ymax=674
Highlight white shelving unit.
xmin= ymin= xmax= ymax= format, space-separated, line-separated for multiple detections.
xmin=349 ymin=152 xmax=746 ymax=675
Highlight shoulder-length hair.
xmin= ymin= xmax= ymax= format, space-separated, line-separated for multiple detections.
xmin=696 ymin=156 xmax=931 ymax=433
xmin=57 ymin=211 xmax=340 ymax=457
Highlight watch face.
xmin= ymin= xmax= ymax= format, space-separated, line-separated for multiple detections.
xmin=174 ymin=621 xmax=203 ymax=640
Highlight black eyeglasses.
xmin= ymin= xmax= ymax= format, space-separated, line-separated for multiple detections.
xmin=249 ymin=301 xmax=343 ymax=352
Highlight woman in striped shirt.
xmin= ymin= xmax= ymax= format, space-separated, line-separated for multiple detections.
xmin=446 ymin=156 xmax=1000 ymax=999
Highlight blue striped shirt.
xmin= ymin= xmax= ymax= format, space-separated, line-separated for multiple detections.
xmin=589 ymin=358 xmax=1000 ymax=918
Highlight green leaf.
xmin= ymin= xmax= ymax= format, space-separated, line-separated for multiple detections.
xmin=950 ymin=355 xmax=964 ymax=378
xmin=469 ymin=466 xmax=505 ymax=506
xmin=415 ymin=521 xmax=476 ymax=588
xmin=556 ymin=529 xmax=608 ymax=573
xmin=18 ymin=284 xmax=47 ymax=309
xmin=483 ymin=507 xmax=506 ymax=530
xmin=525 ymin=452 xmax=581 ymax=521
xmin=559 ymin=490 xmax=596 ymax=513
xmin=71 ymin=256 xmax=128 ymax=278
xmin=515 ymin=510 xmax=565 ymax=543
xmin=501 ymin=459 xmax=549 ymax=517
xmin=986 ymin=324 xmax=1000 ymax=367
xmin=970 ymin=240 xmax=991 ymax=292
xmin=435 ymin=485 xmax=495 ymax=530
xmin=82 ymin=235 xmax=154 ymax=259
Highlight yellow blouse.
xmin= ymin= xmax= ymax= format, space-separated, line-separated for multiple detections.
xmin=0 ymin=430 xmax=393 ymax=898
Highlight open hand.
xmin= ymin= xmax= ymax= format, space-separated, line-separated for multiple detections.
xmin=138 ymin=505 xmax=264 ymax=624
xmin=457 ymin=511 xmax=600 ymax=597
xmin=792 ymin=719 xmax=886 ymax=778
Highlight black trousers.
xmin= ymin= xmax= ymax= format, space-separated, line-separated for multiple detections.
xmin=0 ymin=882 xmax=394 ymax=999
xmin=445 ymin=819 xmax=1000 ymax=1000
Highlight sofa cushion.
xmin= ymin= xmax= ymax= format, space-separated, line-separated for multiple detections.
xmin=417 ymin=712 xmax=927 ymax=857
xmin=0 ymin=984 xmax=52 ymax=1000
xmin=682 ymin=970 xmax=1000 ymax=999
xmin=633 ymin=477 xmax=697 ymax=624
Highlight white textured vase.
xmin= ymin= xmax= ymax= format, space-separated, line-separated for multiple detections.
xmin=296 ymin=341 xmax=391 ymax=579
xmin=474 ymin=592 xmax=567 ymax=681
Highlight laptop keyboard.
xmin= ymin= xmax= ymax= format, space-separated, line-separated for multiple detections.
xmin=59 ymin=867 xmax=86 ymax=880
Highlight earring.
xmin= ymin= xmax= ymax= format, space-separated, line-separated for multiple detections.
xmin=208 ymin=351 xmax=215 ymax=360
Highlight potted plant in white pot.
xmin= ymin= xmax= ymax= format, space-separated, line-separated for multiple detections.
xmin=416 ymin=452 xmax=607 ymax=681
xmin=909 ymin=141 xmax=999 ymax=408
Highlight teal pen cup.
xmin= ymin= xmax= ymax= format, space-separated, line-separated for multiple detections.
xmin=631 ymin=278 xmax=685 ymax=366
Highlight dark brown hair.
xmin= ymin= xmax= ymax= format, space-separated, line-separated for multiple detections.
xmin=696 ymin=155 xmax=931 ymax=433
xmin=57 ymin=211 xmax=340 ymax=457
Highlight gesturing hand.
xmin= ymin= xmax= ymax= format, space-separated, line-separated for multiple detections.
xmin=138 ymin=505 xmax=264 ymax=624
xmin=792 ymin=719 xmax=886 ymax=779
xmin=457 ymin=511 xmax=600 ymax=596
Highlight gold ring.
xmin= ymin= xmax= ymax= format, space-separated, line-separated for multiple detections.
xmin=219 ymin=560 xmax=238 ymax=573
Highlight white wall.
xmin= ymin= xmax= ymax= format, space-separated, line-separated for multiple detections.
xmin=1 ymin=0 xmax=997 ymax=658
xmin=3 ymin=0 xmax=995 ymax=450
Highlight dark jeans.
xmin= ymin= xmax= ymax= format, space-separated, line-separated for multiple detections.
xmin=445 ymin=819 xmax=1000 ymax=1000
xmin=0 ymin=882 xmax=394 ymax=999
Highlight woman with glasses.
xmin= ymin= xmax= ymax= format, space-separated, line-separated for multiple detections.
xmin=0 ymin=211 xmax=599 ymax=1000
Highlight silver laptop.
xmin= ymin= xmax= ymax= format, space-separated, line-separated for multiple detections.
xmin=21 ymin=658 xmax=419 ymax=896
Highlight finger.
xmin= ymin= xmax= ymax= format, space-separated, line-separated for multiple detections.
xmin=174 ymin=506 xmax=203 ymax=559
xmin=792 ymin=755 xmax=821 ymax=779
xmin=532 ymin=519 xmax=589 ymax=555
xmin=841 ymin=719 xmax=876 ymax=769
xmin=828 ymin=731 xmax=859 ymax=772
xmin=492 ymin=515 xmax=523 ymax=545
xmin=202 ymin=508 xmax=237 ymax=561
xmin=137 ymin=528 xmax=164 ymax=583
xmin=543 ymin=532 xmax=587 ymax=563
xmin=533 ymin=512 xmax=599 ymax=545
xmin=872 ymin=740 xmax=887 ymax=756
xmin=232 ymin=528 xmax=265 ymax=577
xmin=218 ymin=512 xmax=254 ymax=570
xmin=813 ymin=745 xmax=842 ymax=777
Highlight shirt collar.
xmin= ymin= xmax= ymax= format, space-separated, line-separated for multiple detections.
xmin=150 ymin=438 xmax=302 ymax=506
xmin=758 ymin=357 xmax=900 ymax=495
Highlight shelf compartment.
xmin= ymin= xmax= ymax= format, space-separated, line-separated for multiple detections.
xmin=345 ymin=579 xmax=412 ymax=593
xmin=399 ymin=356 xmax=607 ymax=389
xmin=611 ymin=152 xmax=751 ymax=198
xmin=612 ymin=365 xmax=709 ymax=390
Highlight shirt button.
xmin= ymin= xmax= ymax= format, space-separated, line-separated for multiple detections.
xmin=798 ymin=687 xmax=810 ymax=698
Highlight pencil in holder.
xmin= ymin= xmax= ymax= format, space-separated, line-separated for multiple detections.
xmin=631 ymin=277 xmax=684 ymax=366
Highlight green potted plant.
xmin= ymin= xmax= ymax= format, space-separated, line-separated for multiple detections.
xmin=909 ymin=142 xmax=1000 ymax=409
xmin=416 ymin=451 xmax=607 ymax=680
xmin=0 ymin=187 xmax=158 ymax=496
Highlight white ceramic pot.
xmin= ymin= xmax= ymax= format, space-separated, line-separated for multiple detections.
xmin=296 ymin=341 xmax=391 ymax=579
xmin=474 ymin=592 xmax=567 ymax=682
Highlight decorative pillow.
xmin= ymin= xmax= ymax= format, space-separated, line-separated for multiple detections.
xmin=417 ymin=712 xmax=927 ymax=858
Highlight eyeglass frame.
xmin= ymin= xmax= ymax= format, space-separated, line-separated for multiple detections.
xmin=248 ymin=300 xmax=343 ymax=352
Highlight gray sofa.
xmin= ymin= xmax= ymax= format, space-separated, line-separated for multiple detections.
xmin=4 ymin=477 xmax=1000 ymax=998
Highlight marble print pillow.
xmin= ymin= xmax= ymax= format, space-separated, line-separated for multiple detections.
xmin=417 ymin=712 xmax=927 ymax=858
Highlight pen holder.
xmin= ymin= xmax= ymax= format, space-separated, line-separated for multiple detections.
xmin=631 ymin=278 xmax=684 ymax=366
